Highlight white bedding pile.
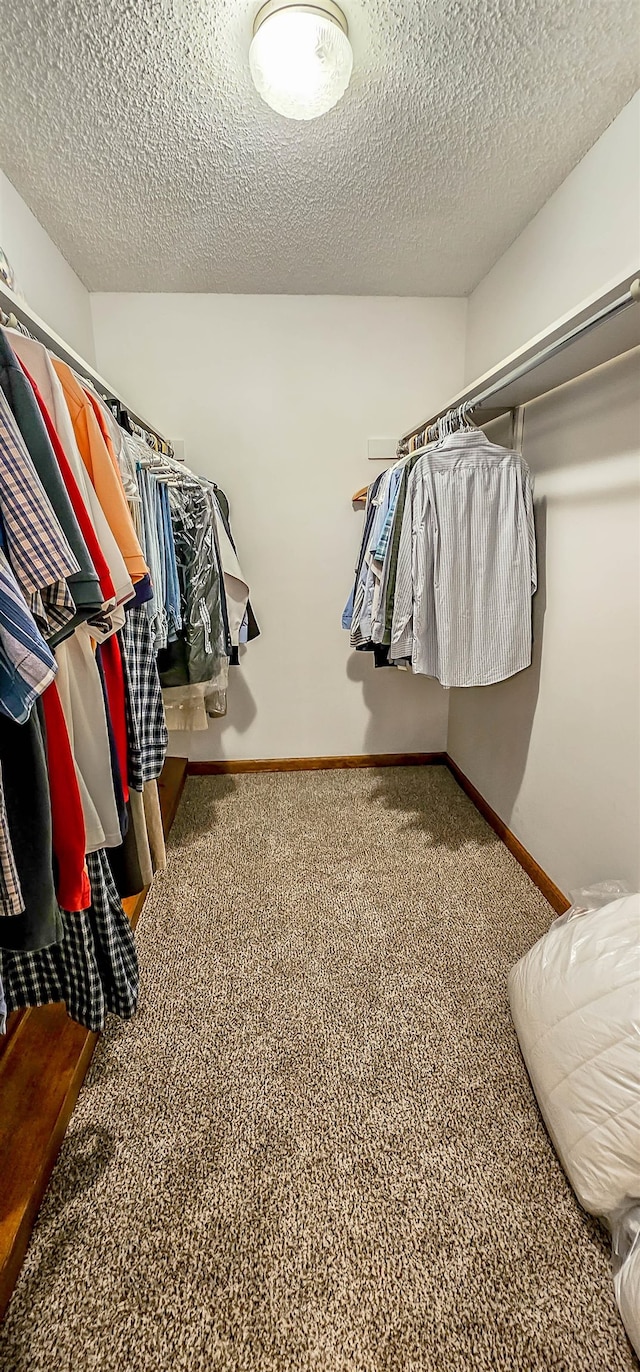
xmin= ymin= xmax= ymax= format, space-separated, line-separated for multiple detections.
xmin=509 ymin=893 xmax=640 ymax=1356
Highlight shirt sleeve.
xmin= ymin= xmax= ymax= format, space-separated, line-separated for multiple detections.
xmin=522 ymin=466 xmax=537 ymax=594
xmin=51 ymin=360 xmax=149 ymax=585
xmin=390 ymin=466 xmax=420 ymax=661
xmin=0 ymin=549 xmax=58 ymax=725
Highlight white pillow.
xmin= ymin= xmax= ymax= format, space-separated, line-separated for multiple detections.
xmin=508 ymin=894 xmax=640 ymax=1219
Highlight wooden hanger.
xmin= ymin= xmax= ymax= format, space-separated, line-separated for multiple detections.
xmin=351 ymin=484 xmax=369 ymax=504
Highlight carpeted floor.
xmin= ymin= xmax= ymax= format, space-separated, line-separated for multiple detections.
xmin=1 ymin=767 xmax=635 ymax=1372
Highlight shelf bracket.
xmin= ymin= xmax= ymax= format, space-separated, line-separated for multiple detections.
xmin=510 ymin=405 xmax=526 ymax=453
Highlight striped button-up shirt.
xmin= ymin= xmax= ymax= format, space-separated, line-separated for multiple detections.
xmin=390 ymin=430 xmax=537 ymax=688
xmin=0 ymin=548 xmax=57 ymax=724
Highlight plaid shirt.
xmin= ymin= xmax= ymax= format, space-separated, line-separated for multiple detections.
xmin=87 ymin=849 xmax=139 ymax=1019
xmin=120 ymin=606 xmax=168 ymax=789
xmin=0 ymin=388 xmax=79 ymax=639
xmin=0 ymin=762 xmax=23 ymax=918
xmin=0 ymin=849 xmax=138 ymax=1031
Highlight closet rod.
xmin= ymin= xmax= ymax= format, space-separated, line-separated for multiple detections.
xmin=400 ymin=275 xmax=640 ymax=448
xmin=0 ymin=279 xmax=172 ymax=453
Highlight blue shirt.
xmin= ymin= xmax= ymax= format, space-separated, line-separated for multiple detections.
xmin=158 ymin=481 xmax=182 ymax=640
xmin=342 ymin=472 xmax=385 ymax=631
xmin=374 ymin=466 xmax=402 ymax=564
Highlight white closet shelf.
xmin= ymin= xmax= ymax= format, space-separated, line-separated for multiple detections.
xmin=0 ymin=278 xmax=172 ymax=449
xmin=401 ymin=267 xmax=640 ymax=444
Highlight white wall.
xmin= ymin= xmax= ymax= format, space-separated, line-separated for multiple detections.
xmin=448 ymin=359 xmax=640 ymax=895
xmin=465 ymin=92 xmax=640 ymax=383
xmin=448 ymin=91 xmax=640 ymax=897
xmin=0 ymin=170 xmax=95 ymax=361
xmin=92 ymin=293 xmax=466 ymax=762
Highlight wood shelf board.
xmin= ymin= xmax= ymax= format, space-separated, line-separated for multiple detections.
xmin=157 ymin=756 xmax=189 ymax=832
xmin=0 ymin=1010 xmax=28 ymax=1064
xmin=0 ymin=757 xmax=187 ymax=1321
xmin=0 ymin=281 xmax=173 ymax=447
xmin=472 ymin=300 xmax=640 ymax=421
xmin=402 ymin=267 xmax=640 ymax=440
xmin=0 ymin=1007 xmax=97 ymax=1307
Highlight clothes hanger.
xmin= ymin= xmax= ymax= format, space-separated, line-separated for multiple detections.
xmin=351 ymin=484 xmax=369 ymax=504
xmin=458 ymin=401 xmax=477 ymax=431
xmin=4 ymin=317 xmax=36 ymax=341
xmin=146 ymin=445 xmax=200 ymax=487
xmin=407 ymin=400 xmax=479 ymax=454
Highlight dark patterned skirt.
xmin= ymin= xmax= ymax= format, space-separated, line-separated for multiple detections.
xmin=0 ymin=849 xmax=138 ymax=1032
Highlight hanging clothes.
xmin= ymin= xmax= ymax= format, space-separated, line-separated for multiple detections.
xmin=0 ymin=705 xmax=62 ymax=952
xmin=0 ymin=760 xmax=24 ymax=919
xmin=40 ymin=680 xmax=91 ymax=913
xmin=158 ymin=481 xmax=182 ymax=642
xmin=50 ymin=358 xmax=149 ymax=585
xmin=0 ymin=387 xmax=80 ymax=642
xmin=210 ymin=488 xmax=250 ymax=648
xmin=390 ymin=430 xmax=536 ymax=687
xmin=343 ymin=472 xmax=385 ymax=633
xmin=54 ymin=631 xmax=123 ymax=851
xmin=345 ymin=429 xmax=537 ymax=689
xmin=121 ymin=432 xmax=182 ymax=651
xmin=157 ymin=479 xmax=229 ymax=729
xmin=0 ymin=328 xmax=153 ymax=1028
xmin=137 ymin=464 xmax=169 ymax=650
xmin=0 ymin=334 xmax=104 ymax=643
xmin=120 ymin=605 xmax=168 ymax=790
xmin=371 ymin=450 xmax=423 ymax=653
xmin=0 ymin=313 xmax=256 ymax=1032
xmin=8 ymin=332 xmax=135 ymax=609
xmin=0 ymin=848 xmax=139 ymax=1033
xmin=98 ymin=634 xmax=129 ymax=806
xmin=213 ymin=486 xmax=260 ymax=649
xmin=21 ymin=361 xmax=117 ymax=608
xmin=116 ymin=436 xmax=256 ymax=728
xmin=108 ymin=601 xmax=168 ymax=897
xmin=0 ymin=547 xmax=57 ymax=725
xmin=349 ymin=465 xmax=403 ymax=650
xmin=0 ymin=343 xmax=132 ymax=878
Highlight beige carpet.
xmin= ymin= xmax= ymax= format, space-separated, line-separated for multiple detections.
xmin=1 ymin=767 xmax=635 ymax=1372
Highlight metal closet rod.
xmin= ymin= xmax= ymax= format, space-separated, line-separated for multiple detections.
xmin=400 ymin=276 xmax=640 ymax=446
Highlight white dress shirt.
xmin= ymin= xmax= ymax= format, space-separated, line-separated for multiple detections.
xmin=390 ymin=430 xmax=537 ymax=688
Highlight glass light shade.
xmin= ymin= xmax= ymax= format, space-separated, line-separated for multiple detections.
xmin=250 ymin=4 xmax=353 ymax=121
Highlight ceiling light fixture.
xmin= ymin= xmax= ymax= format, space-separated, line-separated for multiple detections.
xmin=249 ymin=0 xmax=353 ymax=122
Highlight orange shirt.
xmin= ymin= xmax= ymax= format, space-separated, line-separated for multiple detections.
xmin=52 ymin=359 xmax=148 ymax=583
xmin=84 ymin=388 xmax=119 ymax=466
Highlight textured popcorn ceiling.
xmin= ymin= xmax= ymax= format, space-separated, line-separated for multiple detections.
xmin=0 ymin=0 xmax=638 ymax=294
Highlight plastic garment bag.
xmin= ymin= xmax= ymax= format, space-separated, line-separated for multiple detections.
xmin=158 ymin=482 xmax=228 ymax=689
xmin=158 ymin=481 xmax=230 ymax=726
